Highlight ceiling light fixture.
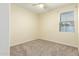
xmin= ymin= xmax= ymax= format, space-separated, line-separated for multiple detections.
xmin=32 ymin=3 xmax=45 ymax=9
xmin=36 ymin=4 xmax=44 ymax=8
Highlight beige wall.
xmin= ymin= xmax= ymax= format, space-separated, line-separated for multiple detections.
xmin=78 ymin=4 xmax=79 ymax=50
xmin=39 ymin=4 xmax=78 ymax=47
xmin=10 ymin=4 xmax=39 ymax=46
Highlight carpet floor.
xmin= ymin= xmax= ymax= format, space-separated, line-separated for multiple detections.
xmin=10 ymin=39 xmax=78 ymax=56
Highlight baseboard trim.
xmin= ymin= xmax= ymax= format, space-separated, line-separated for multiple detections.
xmin=40 ymin=39 xmax=78 ymax=48
xmin=10 ymin=39 xmax=36 ymax=47
xmin=11 ymin=39 xmax=78 ymax=48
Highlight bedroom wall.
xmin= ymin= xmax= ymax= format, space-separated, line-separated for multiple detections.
xmin=10 ymin=4 xmax=39 ymax=46
xmin=77 ymin=4 xmax=79 ymax=50
xmin=39 ymin=4 xmax=78 ymax=47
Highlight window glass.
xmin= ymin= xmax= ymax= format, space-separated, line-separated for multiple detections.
xmin=59 ymin=11 xmax=75 ymax=32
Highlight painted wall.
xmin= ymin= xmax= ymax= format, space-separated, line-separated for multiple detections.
xmin=39 ymin=4 xmax=78 ymax=47
xmin=78 ymin=4 xmax=79 ymax=50
xmin=10 ymin=4 xmax=39 ymax=46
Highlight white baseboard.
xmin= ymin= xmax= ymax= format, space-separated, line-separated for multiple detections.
xmin=41 ymin=39 xmax=78 ymax=48
xmin=10 ymin=39 xmax=36 ymax=47
xmin=11 ymin=39 xmax=78 ymax=48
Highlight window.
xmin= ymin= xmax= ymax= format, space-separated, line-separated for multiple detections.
xmin=59 ymin=11 xmax=75 ymax=32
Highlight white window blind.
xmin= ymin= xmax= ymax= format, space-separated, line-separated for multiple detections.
xmin=59 ymin=11 xmax=75 ymax=32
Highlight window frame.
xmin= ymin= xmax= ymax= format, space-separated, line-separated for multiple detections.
xmin=59 ymin=11 xmax=75 ymax=32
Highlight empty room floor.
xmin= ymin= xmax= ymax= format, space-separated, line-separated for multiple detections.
xmin=10 ymin=39 xmax=78 ymax=56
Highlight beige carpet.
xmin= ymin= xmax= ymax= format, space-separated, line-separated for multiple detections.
xmin=10 ymin=39 xmax=78 ymax=56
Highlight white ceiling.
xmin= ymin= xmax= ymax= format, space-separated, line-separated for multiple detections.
xmin=16 ymin=3 xmax=72 ymax=14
